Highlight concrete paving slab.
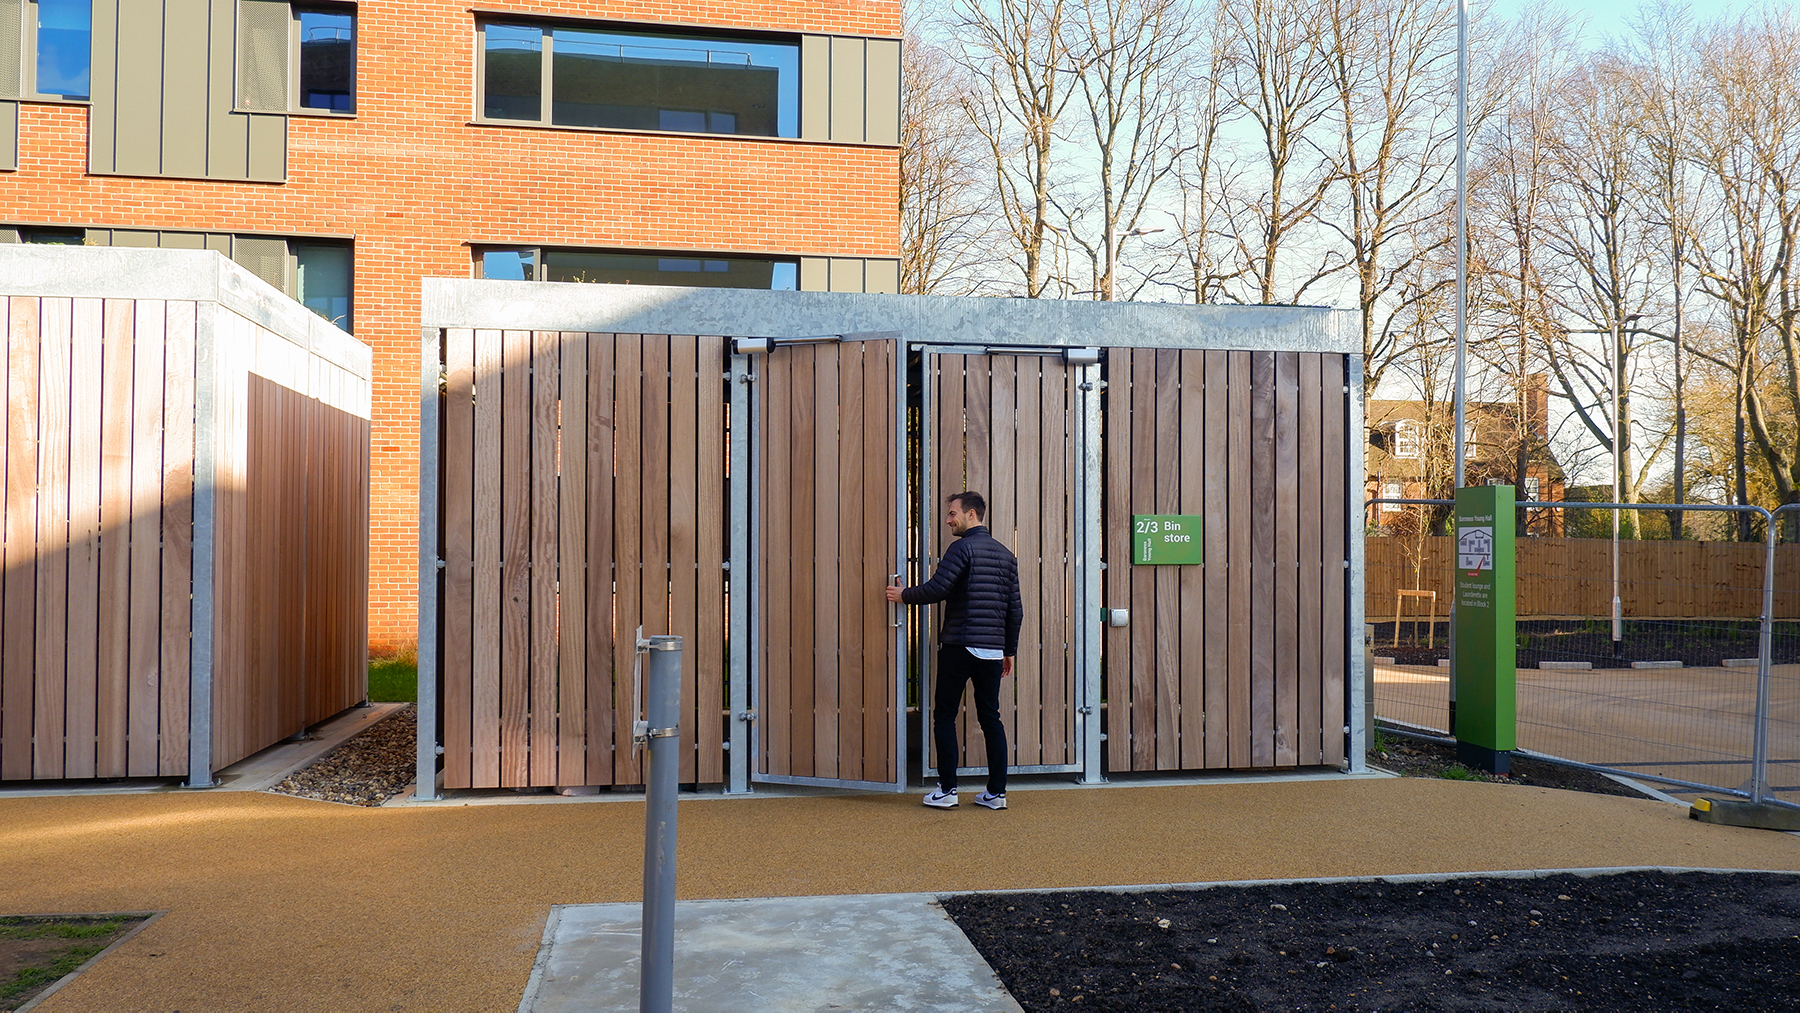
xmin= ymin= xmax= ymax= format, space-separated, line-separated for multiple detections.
xmin=521 ymin=894 xmax=1022 ymax=1013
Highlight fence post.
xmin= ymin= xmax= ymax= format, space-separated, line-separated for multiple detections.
xmin=1750 ymin=507 xmax=1783 ymax=804
xmin=639 ymin=635 xmax=683 ymax=1013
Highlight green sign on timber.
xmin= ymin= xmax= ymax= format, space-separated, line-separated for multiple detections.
xmin=1131 ymin=515 xmax=1203 ymax=565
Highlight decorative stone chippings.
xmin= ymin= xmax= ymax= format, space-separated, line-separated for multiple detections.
xmin=268 ymin=707 xmax=417 ymax=807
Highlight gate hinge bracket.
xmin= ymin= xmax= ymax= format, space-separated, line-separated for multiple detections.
xmin=436 ymin=559 xmax=446 ymax=570
xmin=1079 ymin=380 xmax=1108 ymax=392
xmin=737 ymin=709 xmax=759 ymax=722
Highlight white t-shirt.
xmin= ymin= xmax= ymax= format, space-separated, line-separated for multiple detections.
xmin=967 ymin=647 xmax=1004 ymax=660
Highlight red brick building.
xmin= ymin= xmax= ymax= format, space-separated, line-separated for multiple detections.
xmin=2 ymin=0 xmax=902 ymax=649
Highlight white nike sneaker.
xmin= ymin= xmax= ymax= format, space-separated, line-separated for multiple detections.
xmin=923 ymin=786 xmax=958 ymax=808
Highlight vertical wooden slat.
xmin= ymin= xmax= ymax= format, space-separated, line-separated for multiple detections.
xmin=2 ymin=299 xmax=38 ymax=780
xmin=1152 ymin=349 xmax=1180 ymax=770
xmin=862 ymin=340 xmax=893 ymax=780
xmin=1320 ymin=354 xmax=1348 ymax=766
xmin=1249 ymin=351 xmax=1277 ymax=767
xmin=584 ymin=334 xmax=617 ymax=786
xmin=610 ymin=334 xmax=643 ymax=785
xmin=1177 ymin=351 xmax=1207 ymax=768
xmin=34 ymin=298 xmax=73 ymax=778
xmin=470 ymin=328 xmax=503 ymax=788
xmin=1298 ymin=354 xmax=1324 ymax=765
xmin=1274 ymin=352 xmax=1299 ymax=766
xmin=1202 ymin=350 xmax=1229 ymax=768
xmin=694 ymin=335 xmax=727 ymax=784
xmin=96 ymin=300 xmax=134 ymax=776
xmin=667 ymin=335 xmax=700 ymax=782
xmin=1038 ymin=360 xmax=1070 ymax=766
xmin=761 ymin=342 xmax=791 ymax=777
xmin=929 ymin=357 xmax=960 ymax=774
xmin=788 ymin=345 xmax=817 ymax=777
xmin=528 ymin=330 xmax=560 ymax=786
xmin=159 ymin=302 xmax=194 ymax=776
xmin=1102 ymin=349 xmax=1131 ymax=772
xmin=811 ymin=344 xmax=840 ymax=778
xmin=557 ymin=333 xmax=588 ymax=786
xmin=1228 ymin=351 xmax=1254 ymax=768
xmin=498 ymin=330 xmax=532 ymax=786
xmin=1128 ymin=350 xmax=1157 ymax=770
xmin=62 ymin=299 xmax=104 ymax=778
xmin=836 ymin=343 xmax=866 ymax=781
xmin=442 ymin=329 xmax=475 ymax=788
xmin=1014 ymin=357 xmax=1043 ymax=766
xmin=639 ymin=335 xmax=672 ymax=779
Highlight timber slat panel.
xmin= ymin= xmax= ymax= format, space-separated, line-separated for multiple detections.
xmin=836 ymin=344 xmax=866 ymax=780
xmin=126 ymin=302 xmax=165 ymax=777
xmin=438 ymin=331 xmax=728 ymax=791
xmin=96 ymin=300 xmax=134 ymax=776
xmin=160 ymin=302 xmax=195 ymax=776
xmin=1014 ymin=356 xmax=1042 ymax=764
xmin=812 ymin=345 xmax=840 ymax=778
xmin=35 ymin=298 xmax=73 ymax=778
xmin=1103 ymin=349 xmax=1351 ymax=773
xmin=2 ymin=298 xmax=39 ymax=781
xmin=863 ymin=341 xmax=895 ymax=781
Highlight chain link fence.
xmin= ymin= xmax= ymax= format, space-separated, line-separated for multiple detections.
xmin=1364 ymin=499 xmax=1799 ymax=809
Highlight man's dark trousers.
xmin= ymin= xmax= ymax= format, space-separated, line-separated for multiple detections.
xmin=933 ymin=645 xmax=1007 ymax=795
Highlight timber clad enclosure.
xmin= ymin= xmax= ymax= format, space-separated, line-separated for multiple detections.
xmin=0 ymin=246 xmax=370 ymax=784
xmin=419 ymin=282 xmax=1361 ymax=797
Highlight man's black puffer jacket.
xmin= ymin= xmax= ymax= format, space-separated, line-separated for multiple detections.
xmin=902 ymin=525 xmax=1024 ymax=656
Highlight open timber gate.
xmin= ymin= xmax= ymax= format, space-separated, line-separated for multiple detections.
xmin=418 ymin=286 xmax=1363 ymax=799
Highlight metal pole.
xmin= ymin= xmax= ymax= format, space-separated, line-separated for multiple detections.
xmin=726 ymin=353 xmax=754 ymax=795
xmin=639 ymin=635 xmax=682 ymax=1013
xmin=1749 ymin=507 xmax=1783 ymax=804
xmin=416 ymin=326 xmax=443 ymax=801
xmin=188 ymin=301 xmax=220 ymax=789
xmin=1611 ymin=325 xmax=1623 ymax=650
xmin=1454 ymin=0 xmax=1468 ymax=490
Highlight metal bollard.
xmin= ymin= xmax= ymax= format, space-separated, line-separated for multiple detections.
xmin=639 ymin=635 xmax=683 ymax=1013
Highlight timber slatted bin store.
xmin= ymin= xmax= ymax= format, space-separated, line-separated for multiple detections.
xmin=0 ymin=246 xmax=371 ymax=787
xmin=416 ymin=280 xmax=1365 ymax=799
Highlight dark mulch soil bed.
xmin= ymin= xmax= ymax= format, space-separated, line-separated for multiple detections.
xmin=944 ymin=871 xmax=1800 ymax=1012
xmin=1368 ymin=737 xmax=1654 ymax=798
xmin=1373 ymin=620 xmax=1799 ymax=669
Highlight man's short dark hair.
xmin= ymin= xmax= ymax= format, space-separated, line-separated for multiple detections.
xmin=949 ymin=491 xmax=986 ymax=520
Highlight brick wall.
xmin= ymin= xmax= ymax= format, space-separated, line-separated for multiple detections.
xmin=3 ymin=0 xmax=901 ymax=651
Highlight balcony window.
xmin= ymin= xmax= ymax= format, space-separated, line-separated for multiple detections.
xmin=478 ymin=247 xmax=798 ymax=290
xmin=297 ymin=8 xmax=355 ymax=112
xmin=238 ymin=1 xmax=356 ymax=115
xmin=479 ymin=21 xmax=799 ymax=138
xmin=31 ymin=0 xmax=91 ymax=100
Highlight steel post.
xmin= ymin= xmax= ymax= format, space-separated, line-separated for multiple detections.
xmin=1750 ymin=506 xmax=1784 ymax=804
xmin=416 ymin=326 xmax=443 ymax=801
xmin=726 ymin=353 xmax=753 ymax=795
xmin=640 ymin=635 xmax=683 ymax=1013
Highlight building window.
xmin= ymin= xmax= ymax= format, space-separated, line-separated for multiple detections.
xmin=18 ymin=0 xmax=91 ymax=100
xmin=239 ymin=2 xmax=356 ymax=114
xmin=1524 ymin=476 xmax=1541 ymax=501
xmin=1393 ymin=420 xmax=1421 ymax=459
xmin=294 ymin=242 xmax=353 ymax=330
xmin=477 ymin=246 xmax=799 ymax=290
xmin=1380 ymin=482 xmax=1404 ymax=512
xmin=478 ymin=21 xmax=799 ymax=138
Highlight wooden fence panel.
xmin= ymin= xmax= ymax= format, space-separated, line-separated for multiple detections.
xmin=1365 ymin=536 xmax=1800 ymax=620
xmin=758 ymin=339 xmax=898 ymax=785
xmin=1103 ymin=349 xmax=1351 ymax=772
xmin=438 ymin=331 xmax=728 ymax=790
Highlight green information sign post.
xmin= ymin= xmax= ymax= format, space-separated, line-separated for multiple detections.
xmin=1132 ymin=515 xmax=1203 ymax=565
xmin=1453 ymin=485 xmax=1516 ymax=773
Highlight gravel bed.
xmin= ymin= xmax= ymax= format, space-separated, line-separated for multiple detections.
xmin=267 ymin=706 xmax=417 ymax=807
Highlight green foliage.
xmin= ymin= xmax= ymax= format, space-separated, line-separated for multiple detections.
xmin=368 ymin=658 xmax=418 ymax=703
xmin=0 ymin=917 xmax=135 ymax=1009
xmin=1437 ymin=764 xmax=1481 ymax=781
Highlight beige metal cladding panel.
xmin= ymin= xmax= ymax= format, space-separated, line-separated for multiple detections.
xmin=247 ymin=112 xmax=286 ymax=181
xmin=0 ymin=0 xmax=20 ymax=97
xmin=232 ymin=236 xmax=290 ymax=293
xmin=161 ymin=0 xmax=215 ymax=180
xmin=863 ymin=259 xmax=899 ymax=294
xmin=109 ymin=0 xmax=167 ymax=176
xmin=863 ymin=39 xmax=900 ymax=146
xmin=828 ymin=37 xmax=864 ymax=142
xmin=0 ymin=100 xmax=15 ymax=170
xmin=239 ymin=0 xmax=291 ymax=112
xmin=828 ymin=259 xmax=865 ymax=293
xmin=799 ymin=257 xmax=829 ymax=292
xmin=800 ymin=36 xmax=829 ymax=140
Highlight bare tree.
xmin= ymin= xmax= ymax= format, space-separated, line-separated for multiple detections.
xmin=952 ymin=0 xmax=1087 ymax=297
xmin=1164 ymin=2 xmax=1246 ymax=304
xmin=900 ymin=27 xmax=993 ymax=295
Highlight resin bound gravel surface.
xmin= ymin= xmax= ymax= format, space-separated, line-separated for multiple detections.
xmin=943 ymin=871 xmax=1800 ymax=1012
xmin=267 ymin=706 xmax=416 ymax=806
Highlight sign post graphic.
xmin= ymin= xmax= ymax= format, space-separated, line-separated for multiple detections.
xmin=1131 ymin=515 xmax=1203 ymax=565
xmin=1453 ymin=485 xmax=1516 ymax=773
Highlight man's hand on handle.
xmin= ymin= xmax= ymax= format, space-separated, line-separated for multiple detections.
xmin=884 ymin=580 xmax=903 ymax=604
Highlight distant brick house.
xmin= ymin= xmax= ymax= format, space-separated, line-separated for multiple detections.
xmin=1365 ymin=376 xmax=1566 ymax=535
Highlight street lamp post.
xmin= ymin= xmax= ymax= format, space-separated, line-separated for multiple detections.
xmin=1106 ymin=227 xmax=1164 ymax=301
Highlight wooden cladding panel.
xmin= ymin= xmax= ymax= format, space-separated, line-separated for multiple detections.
xmin=758 ymin=341 xmax=897 ymax=784
xmin=1102 ymin=349 xmax=1351 ymax=772
xmin=439 ymin=332 xmax=727 ymax=790
xmin=928 ymin=354 xmax=1077 ymax=775
xmin=0 ymin=297 xmax=198 ymax=780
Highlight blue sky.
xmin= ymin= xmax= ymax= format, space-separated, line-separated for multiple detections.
xmin=1481 ymin=0 xmax=1793 ymax=46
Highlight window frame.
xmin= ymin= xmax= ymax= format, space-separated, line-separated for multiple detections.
xmin=472 ymin=17 xmax=801 ymax=139
xmin=291 ymin=3 xmax=357 ymax=116
xmin=9 ymin=0 xmax=92 ymax=103
xmin=474 ymin=244 xmax=800 ymax=291
xmin=1393 ymin=419 xmax=1422 ymax=460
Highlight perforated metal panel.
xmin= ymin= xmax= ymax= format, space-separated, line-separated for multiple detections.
xmin=238 ymin=1 xmax=291 ymax=111
xmin=232 ymin=236 xmax=291 ymax=293
xmin=0 ymin=0 xmax=21 ymax=97
xmin=0 ymin=229 xmax=20 ymax=243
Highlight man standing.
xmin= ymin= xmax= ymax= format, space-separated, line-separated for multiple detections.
xmin=885 ymin=491 xmax=1023 ymax=810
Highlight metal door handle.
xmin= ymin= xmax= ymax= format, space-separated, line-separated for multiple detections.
xmin=890 ymin=573 xmax=903 ymax=628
